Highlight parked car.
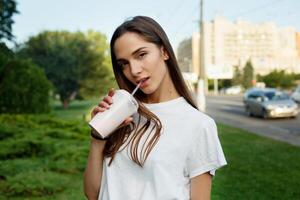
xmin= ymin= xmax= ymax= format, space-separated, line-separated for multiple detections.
xmin=291 ymin=85 xmax=300 ymax=103
xmin=243 ymin=88 xmax=298 ymax=118
xmin=222 ymin=85 xmax=243 ymax=95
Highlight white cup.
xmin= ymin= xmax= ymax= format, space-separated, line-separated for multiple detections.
xmin=89 ymin=89 xmax=139 ymax=139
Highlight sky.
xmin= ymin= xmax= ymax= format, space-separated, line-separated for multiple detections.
xmin=10 ymin=0 xmax=300 ymax=50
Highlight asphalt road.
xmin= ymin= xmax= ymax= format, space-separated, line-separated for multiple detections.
xmin=204 ymin=94 xmax=300 ymax=146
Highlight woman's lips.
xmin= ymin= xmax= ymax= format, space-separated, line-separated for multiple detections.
xmin=139 ymin=77 xmax=150 ymax=88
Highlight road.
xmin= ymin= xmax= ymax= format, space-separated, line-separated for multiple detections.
xmin=204 ymin=94 xmax=300 ymax=146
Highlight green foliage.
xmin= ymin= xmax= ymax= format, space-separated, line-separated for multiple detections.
xmin=294 ymin=73 xmax=300 ymax=80
xmin=0 ymin=114 xmax=90 ymax=198
xmin=79 ymin=30 xmax=116 ymax=98
xmin=1 ymin=170 xmax=68 ymax=197
xmin=232 ymin=66 xmax=243 ymax=86
xmin=0 ymin=58 xmax=52 ymax=113
xmin=257 ymin=70 xmax=296 ymax=89
xmin=0 ymin=42 xmax=13 ymax=83
xmin=0 ymin=0 xmax=18 ymax=41
xmin=242 ymin=60 xmax=254 ymax=89
xmin=50 ymin=97 xmax=98 ymax=120
xmin=218 ymin=79 xmax=232 ymax=88
xmin=0 ymin=42 xmax=13 ymax=60
xmin=18 ymin=30 xmax=115 ymax=108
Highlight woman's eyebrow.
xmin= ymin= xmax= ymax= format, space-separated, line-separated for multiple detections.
xmin=116 ymin=47 xmax=148 ymax=62
xmin=131 ymin=47 xmax=147 ymax=55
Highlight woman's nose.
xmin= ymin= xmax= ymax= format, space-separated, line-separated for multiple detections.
xmin=130 ymin=61 xmax=143 ymax=76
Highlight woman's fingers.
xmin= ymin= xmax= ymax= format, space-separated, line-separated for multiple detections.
xmin=103 ymin=95 xmax=113 ymax=105
xmin=98 ymin=101 xmax=110 ymax=109
xmin=123 ymin=117 xmax=133 ymax=126
xmin=108 ymin=88 xmax=115 ymax=97
xmin=91 ymin=89 xmax=115 ymax=119
xmin=91 ymin=106 xmax=106 ymax=118
xmin=117 ymin=117 xmax=134 ymax=129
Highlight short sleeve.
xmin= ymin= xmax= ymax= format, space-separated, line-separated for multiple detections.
xmin=186 ymin=118 xmax=227 ymax=178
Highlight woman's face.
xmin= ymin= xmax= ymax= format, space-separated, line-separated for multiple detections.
xmin=113 ymin=32 xmax=170 ymax=96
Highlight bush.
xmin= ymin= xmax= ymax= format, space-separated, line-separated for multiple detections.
xmin=0 ymin=158 xmax=43 ymax=177
xmin=1 ymin=170 xmax=68 ymax=197
xmin=0 ymin=114 xmax=90 ymax=198
xmin=0 ymin=137 xmax=55 ymax=159
xmin=0 ymin=59 xmax=52 ymax=114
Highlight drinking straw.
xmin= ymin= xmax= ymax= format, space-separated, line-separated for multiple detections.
xmin=131 ymin=81 xmax=142 ymax=95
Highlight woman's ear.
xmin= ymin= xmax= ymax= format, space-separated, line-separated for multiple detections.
xmin=160 ymin=47 xmax=169 ymax=60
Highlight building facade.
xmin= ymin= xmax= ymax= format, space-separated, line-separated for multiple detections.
xmin=189 ymin=16 xmax=300 ymax=78
xmin=296 ymin=32 xmax=300 ymax=58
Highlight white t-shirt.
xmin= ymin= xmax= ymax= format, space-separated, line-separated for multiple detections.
xmin=98 ymin=97 xmax=227 ymax=200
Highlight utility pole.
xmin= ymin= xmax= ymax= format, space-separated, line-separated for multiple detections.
xmin=197 ymin=0 xmax=206 ymax=112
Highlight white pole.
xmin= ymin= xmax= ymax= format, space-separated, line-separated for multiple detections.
xmin=214 ymin=79 xmax=218 ymax=95
xmin=197 ymin=79 xmax=206 ymax=111
xmin=197 ymin=0 xmax=206 ymax=112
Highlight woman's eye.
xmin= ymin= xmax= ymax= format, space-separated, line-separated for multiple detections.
xmin=118 ymin=62 xmax=128 ymax=70
xmin=138 ymin=52 xmax=147 ymax=59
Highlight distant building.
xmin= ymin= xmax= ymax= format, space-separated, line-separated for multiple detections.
xmin=296 ymin=32 xmax=300 ymax=58
xmin=187 ymin=16 xmax=300 ymax=78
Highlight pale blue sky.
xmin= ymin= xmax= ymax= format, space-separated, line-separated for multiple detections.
xmin=11 ymin=0 xmax=300 ymax=50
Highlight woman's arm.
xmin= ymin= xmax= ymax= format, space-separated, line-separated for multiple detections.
xmin=83 ymin=138 xmax=106 ymax=200
xmin=190 ymin=172 xmax=212 ymax=200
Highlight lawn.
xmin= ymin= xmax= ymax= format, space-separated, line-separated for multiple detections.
xmin=0 ymin=99 xmax=299 ymax=199
xmin=50 ymin=98 xmax=98 ymax=120
xmin=213 ymin=123 xmax=300 ymax=199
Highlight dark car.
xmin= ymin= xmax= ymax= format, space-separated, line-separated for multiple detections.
xmin=243 ymin=88 xmax=298 ymax=118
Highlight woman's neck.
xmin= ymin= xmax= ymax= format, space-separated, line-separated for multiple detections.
xmin=143 ymin=80 xmax=180 ymax=104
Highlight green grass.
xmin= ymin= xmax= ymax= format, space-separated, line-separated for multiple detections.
xmin=212 ymin=123 xmax=300 ymax=199
xmin=50 ymin=98 xmax=98 ymax=120
xmin=0 ymin=99 xmax=300 ymax=199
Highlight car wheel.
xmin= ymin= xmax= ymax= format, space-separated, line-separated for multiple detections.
xmin=246 ymin=107 xmax=252 ymax=116
xmin=262 ymin=109 xmax=268 ymax=119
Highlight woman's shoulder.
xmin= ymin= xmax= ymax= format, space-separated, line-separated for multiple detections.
xmin=182 ymin=101 xmax=216 ymax=126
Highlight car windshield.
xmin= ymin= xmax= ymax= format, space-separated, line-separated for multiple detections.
xmin=264 ymin=91 xmax=289 ymax=101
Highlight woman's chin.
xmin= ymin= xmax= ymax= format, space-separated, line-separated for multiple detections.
xmin=140 ymin=87 xmax=155 ymax=95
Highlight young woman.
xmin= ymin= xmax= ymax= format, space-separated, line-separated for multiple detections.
xmin=84 ymin=16 xmax=227 ymax=200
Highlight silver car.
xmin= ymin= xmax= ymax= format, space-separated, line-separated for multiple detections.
xmin=291 ymin=85 xmax=300 ymax=103
xmin=243 ymin=88 xmax=298 ymax=118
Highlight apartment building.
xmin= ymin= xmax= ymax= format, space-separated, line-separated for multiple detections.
xmin=188 ymin=16 xmax=300 ymax=78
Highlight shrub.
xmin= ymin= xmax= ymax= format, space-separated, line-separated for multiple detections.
xmin=0 ymin=59 xmax=52 ymax=114
xmin=0 ymin=137 xmax=55 ymax=159
xmin=1 ymin=170 xmax=68 ymax=197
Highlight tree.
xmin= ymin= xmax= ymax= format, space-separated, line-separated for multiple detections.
xmin=0 ymin=59 xmax=52 ymax=113
xmin=78 ymin=30 xmax=115 ymax=99
xmin=0 ymin=0 xmax=18 ymax=41
xmin=242 ymin=61 xmax=254 ymax=89
xmin=177 ymin=38 xmax=192 ymax=72
xmin=257 ymin=70 xmax=295 ymax=89
xmin=232 ymin=66 xmax=243 ymax=86
xmin=218 ymin=79 xmax=232 ymax=89
xmin=18 ymin=30 xmax=115 ymax=108
xmin=0 ymin=42 xmax=13 ymax=81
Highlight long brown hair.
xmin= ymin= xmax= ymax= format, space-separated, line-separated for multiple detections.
xmin=104 ymin=16 xmax=197 ymax=167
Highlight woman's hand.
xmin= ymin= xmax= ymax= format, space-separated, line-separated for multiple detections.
xmin=91 ymin=88 xmax=133 ymax=126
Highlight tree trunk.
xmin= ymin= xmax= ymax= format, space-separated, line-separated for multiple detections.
xmin=61 ymin=91 xmax=77 ymax=109
xmin=63 ymin=99 xmax=70 ymax=109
